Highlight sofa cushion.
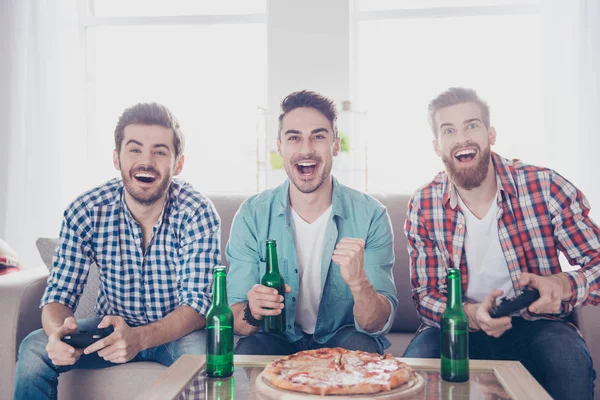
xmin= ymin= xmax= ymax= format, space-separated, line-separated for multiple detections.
xmin=35 ymin=238 xmax=98 ymax=319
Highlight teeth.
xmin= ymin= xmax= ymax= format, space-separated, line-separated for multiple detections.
xmin=135 ymin=173 xmax=155 ymax=178
xmin=455 ymin=149 xmax=476 ymax=157
xmin=297 ymin=162 xmax=317 ymax=167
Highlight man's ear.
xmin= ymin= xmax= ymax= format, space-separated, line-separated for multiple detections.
xmin=433 ymin=139 xmax=442 ymax=158
xmin=113 ymin=149 xmax=120 ymax=170
xmin=173 ymin=154 xmax=185 ymax=176
xmin=333 ymin=135 xmax=341 ymax=157
xmin=489 ymin=127 xmax=497 ymax=146
xmin=276 ymin=137 xmax=282 ymax=156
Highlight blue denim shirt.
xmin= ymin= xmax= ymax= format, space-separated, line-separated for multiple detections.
xmin=226 ymin=177 xmax=397 ymax=350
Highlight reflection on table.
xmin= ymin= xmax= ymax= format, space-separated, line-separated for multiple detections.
xmin=178 ymin=366 xmax=513 ymax=400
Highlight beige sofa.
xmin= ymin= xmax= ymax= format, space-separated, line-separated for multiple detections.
xmin=1 ymin=193 xmax=599 ymax=399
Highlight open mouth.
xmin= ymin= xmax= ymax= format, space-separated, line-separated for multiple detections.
xmin=133 ymin=172 xmax=158 ymax=184
xmin=454 ymin=148 xmax=477 ymax=164
xmin=295 ymin=161 xmax=319 ymax=176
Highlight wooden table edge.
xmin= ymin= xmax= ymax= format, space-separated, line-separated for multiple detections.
xmin=133 ymin=354 xmax=206 ymax=400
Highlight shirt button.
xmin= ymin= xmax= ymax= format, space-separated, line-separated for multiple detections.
xmin=145 ymin=304 xmax=150 ymax=308
xmin=287 ymin=325 xmax=292 ymax=329
xmin=292 ymin=297 xmax=296 ymax=302
xmin=294 ymin=269 xmax=298 ymax=273
xmin=458 ymin=224 xmax=464 ymax=229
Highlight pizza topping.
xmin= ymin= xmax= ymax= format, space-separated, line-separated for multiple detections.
xmin=262 ymin=347 xmax=416 ymax=396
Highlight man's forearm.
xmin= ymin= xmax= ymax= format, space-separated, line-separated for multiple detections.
xmin=350 ymin=279 xmax=391 ymax=333
xmin=232 ymin=302 xmax=260 ymax=336
xmin=135 ymin=306 xmax=205 ymax=351
xmin=42 ymin=302 xmax=75 ymax=337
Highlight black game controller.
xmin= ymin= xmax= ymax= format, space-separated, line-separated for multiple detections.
xmin=489 ymin=288 xmax=540 ymax=318
xmin=62 ymin=328 xmax=112 ymax=348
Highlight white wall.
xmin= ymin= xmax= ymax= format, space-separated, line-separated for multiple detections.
xmin=0 ymin=1 xmax=12 ymax=237
xmin=266 ymin=0 xmax=353 ymax=187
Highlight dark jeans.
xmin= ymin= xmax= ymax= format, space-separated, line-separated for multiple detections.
xmin=403 ymin=318 xmax=595 ymax=400
xmin=235 ymin=326 xmax=381 ymax=355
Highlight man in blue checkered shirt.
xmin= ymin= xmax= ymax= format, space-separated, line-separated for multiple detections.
xmin=14 ymin=103 xmax=221 ymax=400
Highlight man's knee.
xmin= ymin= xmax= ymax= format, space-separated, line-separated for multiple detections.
xmin=234 ymin=334 xmax=293 ymax=355
xmin=326 ymin=327 xmax=381 ymax=354
xmin=402 ymin=327 xmax=440 ymax=358
xmin=170 ymin=329 xmax=207 ymax=358
xmin=234 ymin=335 xmax=273 ymax=355
xmin=16 ymin=329 xmax=51 ymax=374
xmin=527 ymin=322 xmax=595 ymax=400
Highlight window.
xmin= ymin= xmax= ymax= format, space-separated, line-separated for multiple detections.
xmin=356 ymin=1 xmax=542 ymax=193
xmin=85 ymin=1 xmax=267 ymax=193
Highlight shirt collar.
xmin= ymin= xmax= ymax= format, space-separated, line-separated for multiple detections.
xmin=274 ymin=176 xmax=346 ymax=219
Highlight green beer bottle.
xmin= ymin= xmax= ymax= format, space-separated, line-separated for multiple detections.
xmin=261 ymin=239 xmax=286 ymax=333
xmin=441 ymin=268 xmax=469 ymax=382
xmin=206 ymin=266 xmax=234 ymax=378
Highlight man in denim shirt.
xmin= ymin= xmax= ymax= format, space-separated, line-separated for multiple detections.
xmin=227 ymin=90 xmax=397 ymax=355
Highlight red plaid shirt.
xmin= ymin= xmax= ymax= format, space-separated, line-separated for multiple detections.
xmin=405 ymin=152 xmax=600 ymax=327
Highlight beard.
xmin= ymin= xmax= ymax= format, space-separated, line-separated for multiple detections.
xmin=442 ymin=144 xmax=491 ymax=190
xmin=122 ymin=166 xmax=171 ymax=206
xmin=285 ymin=155 xmax=332 ymax=194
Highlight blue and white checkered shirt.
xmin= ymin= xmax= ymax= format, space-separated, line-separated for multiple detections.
xmin=41 ymin=178 xmax=221 ymax=326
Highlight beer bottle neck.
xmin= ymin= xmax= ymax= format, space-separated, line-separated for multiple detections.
xmin=266 ymin=246 xmax=280 ymax=274
xmin=447 ymin=273 xmax=463 ymax=310
xmin=213 ymin=272 xmax=227 ymax=306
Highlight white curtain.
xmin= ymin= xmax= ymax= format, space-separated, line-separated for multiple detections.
xmin=1 ymin=0 xmax=87 ymax=268
xmin=577 ymin=0 xmax=600 ymax=213
xmin=540 ymin=0 xmax=600 ymax=215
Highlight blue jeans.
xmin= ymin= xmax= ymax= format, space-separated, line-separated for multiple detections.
xmin=235 ymin=325 xmax=381 ymax=355
xmin=13 ymin=317 xmax=206 ymax=400
xmin=403 ymin=318 xmax=595 ymax=400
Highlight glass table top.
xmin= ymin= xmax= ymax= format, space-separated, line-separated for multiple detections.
xmin=177 ymin=366 xmax=512 ymax=399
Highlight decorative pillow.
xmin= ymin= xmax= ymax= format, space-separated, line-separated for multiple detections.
xmin=35 ymin=238 xmax=99 ymax=319
xmin=0 ymin=238 xmax=21 ymax=275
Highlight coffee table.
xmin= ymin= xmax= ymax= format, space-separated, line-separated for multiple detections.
xmin=135 ymin=355 xmax=551 ymax=400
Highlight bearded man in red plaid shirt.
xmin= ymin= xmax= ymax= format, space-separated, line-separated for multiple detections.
xmin=403 ymin=87 xmax=598 ymax=400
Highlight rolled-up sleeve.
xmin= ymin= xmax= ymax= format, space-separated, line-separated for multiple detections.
xmin=177 ymin=201 xmax=221 ymax=317
xmin=41 ymin=203 xmax=95 ymax=311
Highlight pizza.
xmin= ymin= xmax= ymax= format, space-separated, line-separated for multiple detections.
xmin=262 ymin=347 xmax=416 ymax=396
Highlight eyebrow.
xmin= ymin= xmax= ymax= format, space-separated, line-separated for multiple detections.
xmin=439 ymin=122 xmax=455 ymax=130
xmin=283 ymin=128 xmax=330 ymax=135
xmin=125 ymin=139 xmax=171 ymax=152
xmin=439 ymin=118 xmax=482 ymax=130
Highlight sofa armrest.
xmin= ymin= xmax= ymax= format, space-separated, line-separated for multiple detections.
xmin=572 ymin=306 xmax=600 ymax=400
xmin=0 ymin=267 xmax=48 ymax=400
xmin=573 ymin=305 xmax=600 ymax=360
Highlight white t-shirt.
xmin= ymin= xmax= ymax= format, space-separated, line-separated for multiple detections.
xmin=458 ymin=194 xmax=515 ymax=303
xmin=291 ymin=205 xmax=332 ymax=334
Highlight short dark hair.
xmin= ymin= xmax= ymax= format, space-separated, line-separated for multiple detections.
xmin=114 ymin=102 xmax=185 ymax=159
xmin=278 ymin=90 xmax=338 ymax=139
xmin=428 ymin=87 xmax=490 ymax=138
